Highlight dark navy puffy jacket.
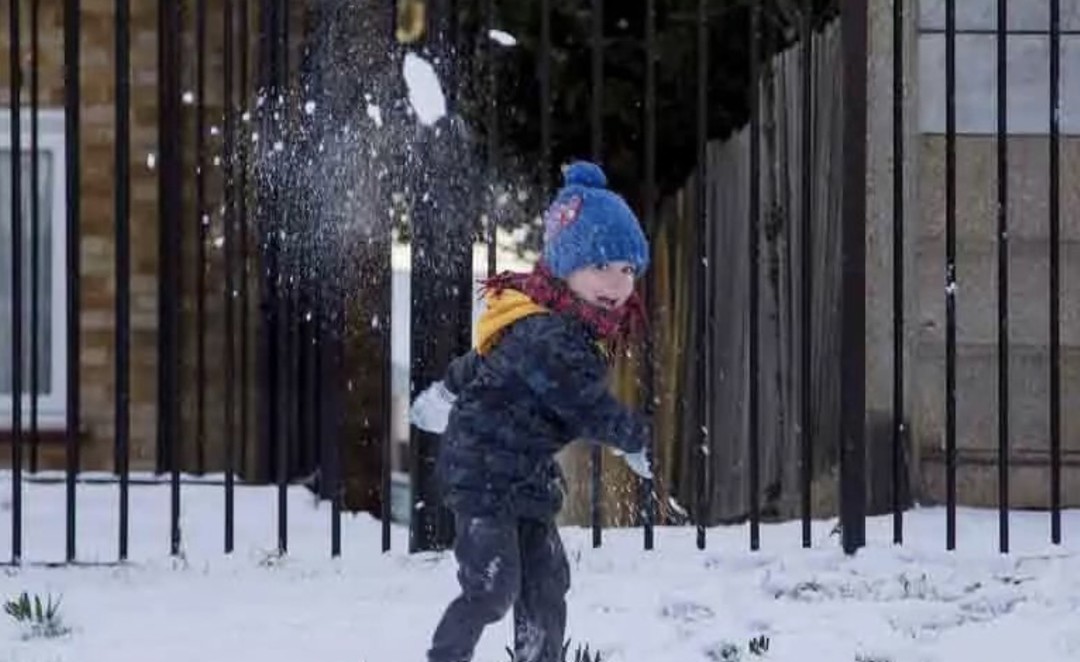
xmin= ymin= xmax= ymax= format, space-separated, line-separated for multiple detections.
xmin=436 ymin=312 xmax=649 ymax=520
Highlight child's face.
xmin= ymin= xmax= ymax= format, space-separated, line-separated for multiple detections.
xmin=564 ymin=261 xmax=637 ymax=311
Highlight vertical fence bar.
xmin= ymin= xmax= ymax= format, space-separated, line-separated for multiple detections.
xmin=285 ymin=297 xmax=299 ymax=529
xmin=839 ymin=0 xmax=869 ymax=555
xmin=891 ymin=0 xmax=905 ymax=546
xmin=799 ymin=0 xmax=813 ymax=550
xmin=223 ymin=0 xmax=237 ymax=555
xmin=195 ymin=0 xmax=209 ymax=476
xmin=748 ymin=0 xmax=762 ymax=552
xmin=590 ymin=0 xmax=603 ymax=167
xmin=267 ymin=129 xmax=283 ymax=550
xmin=590 ymin=0 xmax=604 ymax=549
xmin=405 ymin=170 xmax=433 ymax=559
xmin=298 ymin=294 xmax=315 ymax=537
xmin=995 ymin=0 xmax=1009 ymax=554
xmin=379 ymin=285 xmax=390 ymax=553
xmin=64 ymin=0 xmax=81 ymax=564
xmin=694 ymin=0 xmax=709 ymax=552
xmin=29 ymin=0 xmax=41 ymax=474
xmin=282 ymin=0 xmax=293 ymax=557
xmin=640 ymin=0 xmax=657 ymax=551
xmin=283 ymin=0 xmax=297 ymax=556
xmin=408 ymin=148 xmax=453 ymax=553
xmin=258 ymin=0 xmax=282 ymax=556
xmin=298 ymin=294 xmax=312 ymax=505
xmin=447 ymin=0 xmax=461 ymax=110
xmin=332 ymin=297 xmax=344 ymax=556
xmin=239 ymin=0 xmax=251 ymax=499
xmin=10 ymin=0 xmax=25 ymax=565
xmin=273 ymin=0 xmax=289 ymax=556
xmin=1049 ymin=0 xmax=1062 ymax=545
xmin=281 ymin=0 xmax=289 ymax=81
xmin=944 ymin=0 xmax=957 ymax=551
xmin=485 ymin=0 xmax=498 ymax=277
xmin=274 ymin=48 xmax=291 ymax=560
xmin=286 ymin=294 xmax=299 ymax=535
xmin=370 ymin=8 xmax=395 ymax=550
xmin=257 ymin=0 xmax=281 ymax=555
xmin=115 ymin=0 xmax=131 ymax=562
xmin=369 ymin=0 xmax=395 ymax=557
xmin=159 ymin=0 xmax=184 ymax=557
xmin=285 ymin=7 xmax=300 ymax=502
xmin=329 ymin=310 xmax=341 ymax=557
xmin=378 ymin=11 xmax=397 ymax=553
xmin=539 ymin=0 xmax=551 ymax=194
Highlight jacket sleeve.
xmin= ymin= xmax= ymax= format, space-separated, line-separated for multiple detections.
xmin=499 ymin=315 xmax=649 ymax=454
xmin=443 ymin=349 xmax=482 ymax=395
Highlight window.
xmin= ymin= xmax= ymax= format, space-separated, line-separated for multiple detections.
xmin=918 ymin=0 xmax=1080 ymax=134
xmin=0 ymin=109 xmax=67 ymax=428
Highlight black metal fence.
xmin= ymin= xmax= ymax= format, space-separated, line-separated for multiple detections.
xmin=0 ymin=0 xmax=1072 ymax=565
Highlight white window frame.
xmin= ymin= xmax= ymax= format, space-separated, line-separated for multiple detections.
xmin=0 ymin=108 xmax=68 ymax=429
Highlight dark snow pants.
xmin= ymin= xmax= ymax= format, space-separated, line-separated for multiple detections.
xmin=427 ymin=514 xmax=570 ymax=662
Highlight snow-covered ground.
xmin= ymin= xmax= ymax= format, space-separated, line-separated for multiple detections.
xmin=1 ymin=474 xmax=1079 ymax=662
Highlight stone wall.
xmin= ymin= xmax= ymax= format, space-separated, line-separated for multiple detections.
xmin=915 ymin=136 xmax=1080 ymax=507
xmin=869 ymin=0 xmax=1080 ymax=509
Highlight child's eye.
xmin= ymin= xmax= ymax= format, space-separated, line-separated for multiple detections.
xmin=621 ymin=265 xmax=636 ymax=276
xmin=595 ymin=263 xmax=610 ymax=271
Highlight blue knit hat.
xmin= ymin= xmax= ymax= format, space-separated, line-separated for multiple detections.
xmin=540 ymin=161 xmax=650 ymax=279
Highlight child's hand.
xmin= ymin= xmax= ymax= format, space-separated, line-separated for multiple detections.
xmin=612 ymin=448 xmax=652 ymax=480
xmin=623 ymin=450 xmax=653 ymax=479
xmin=409 ymin=380 xmax=456 ymax=434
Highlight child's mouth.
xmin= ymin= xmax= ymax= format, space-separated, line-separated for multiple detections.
xmin=596 ymin=296 xmax=618 ymax=309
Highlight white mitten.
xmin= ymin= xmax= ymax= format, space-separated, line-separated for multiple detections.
xmin=409 ymin=380 xmax=456 ymax=434
xmin=622 ymin=449 xmax=653 ymax=480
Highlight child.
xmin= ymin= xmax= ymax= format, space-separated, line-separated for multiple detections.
xmin=410 ymin=161 xmax=653 ymax=662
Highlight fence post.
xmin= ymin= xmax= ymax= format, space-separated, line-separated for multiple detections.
xmin=408 ymin=0 xmax=469 ymax=554
xmin=839 ymin=0 xmax=868 ymax=554
xmin=10 ymin=0 xmax=25 ymax=566
xmin=158 ymin=0 xmax=184 ymax=557
xmin=63 ymin=0 xmax=82 ymax=566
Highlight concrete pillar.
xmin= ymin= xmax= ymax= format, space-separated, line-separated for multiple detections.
xmin=864 ymin=0 xmax=921 ymax=513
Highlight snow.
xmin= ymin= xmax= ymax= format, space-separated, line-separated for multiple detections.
xmin=366 ymin=103 xmax=384 ymax=128
xmin=2 ymin=474 xmax=1080 ymax=662
xmin=402 ymin=53 xmax=447 ymax=126
xmin=488 ymin=29 xmax=518 ymax=47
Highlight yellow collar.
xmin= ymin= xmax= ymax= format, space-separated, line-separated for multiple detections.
xmin=475 ymin=289 xmax=548 ymax=355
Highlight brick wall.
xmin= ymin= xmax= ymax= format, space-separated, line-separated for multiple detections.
xmin=1 ymin=0 xmax=249 ymax=474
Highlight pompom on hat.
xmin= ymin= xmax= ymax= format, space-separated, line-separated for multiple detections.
xmin=539 ymin=161 xmax=650 ymax=279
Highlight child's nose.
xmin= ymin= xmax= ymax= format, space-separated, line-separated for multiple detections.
xmin=601 ymin=273 xmax=634 ymax=297
xmin=602 ymin=269 xmax=631 ymax=284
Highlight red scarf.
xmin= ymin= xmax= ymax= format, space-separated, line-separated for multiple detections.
xmin=480 ymin=263 xmax=646 ymax=352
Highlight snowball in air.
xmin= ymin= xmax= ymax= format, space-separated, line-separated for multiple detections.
xmin=402 ymin=53 xmax=447 ymax=126
xmin=488 ymin=30 xmax=517 ymax=46
xmin=367 ymin=103 xmax=384 ymax=128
